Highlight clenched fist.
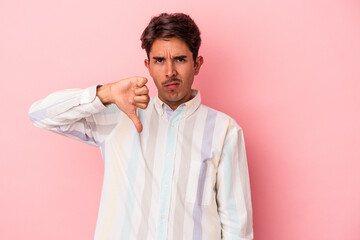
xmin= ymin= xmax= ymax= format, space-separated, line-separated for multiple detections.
xmin=96 ymin=77 xmax=150 ymax=133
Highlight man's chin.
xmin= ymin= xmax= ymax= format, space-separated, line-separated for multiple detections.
xmin=159 ymin=93 xmax=181 ymax=103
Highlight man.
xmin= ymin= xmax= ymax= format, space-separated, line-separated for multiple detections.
xmin=29 ymin=13 xmax=253 ymax=240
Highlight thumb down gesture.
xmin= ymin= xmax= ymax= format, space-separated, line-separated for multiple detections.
xmin=97 ymin=77 xmax=150 ymax=133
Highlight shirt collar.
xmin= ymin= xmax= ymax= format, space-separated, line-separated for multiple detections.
xmin=154 ymin=89 xmax=201 ymax=119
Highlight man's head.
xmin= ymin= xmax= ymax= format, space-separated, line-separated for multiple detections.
xmin=141 ymin=13 xmax=201 ymax=63
xmin=141 ymin=13 xmax=204 ymax=110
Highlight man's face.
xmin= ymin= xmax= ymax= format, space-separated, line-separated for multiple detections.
xmin=145 ymin=37 xmax=203 ymax=110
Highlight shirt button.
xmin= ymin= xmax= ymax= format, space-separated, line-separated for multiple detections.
xmin=167 ymin=152 xmax=171 ymax=157
xmin=161 ymin=215 xmax=165 ymax=219
xmin=171 ymin=122 xmax=174 ymax=127
xmin=164 ymin=184 xmax=168 ymax=188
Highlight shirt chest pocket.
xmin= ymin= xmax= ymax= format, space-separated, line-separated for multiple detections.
xmin=185 ymin=160 xmax=217 ymax=206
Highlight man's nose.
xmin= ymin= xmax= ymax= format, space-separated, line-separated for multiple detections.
xmin=165 ymin=62 xmax=176 ymax=78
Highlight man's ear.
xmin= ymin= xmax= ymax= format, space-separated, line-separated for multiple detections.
xmin=194 ymin=56 xmax=204 ymax=75
xmin=144 ymin=59 xmax=149 ymax=69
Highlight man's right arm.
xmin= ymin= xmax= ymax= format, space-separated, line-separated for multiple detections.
xmin=28 ymin=77 xmax=149 ymax=146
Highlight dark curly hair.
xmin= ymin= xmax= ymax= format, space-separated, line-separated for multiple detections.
xmin=140 ymin=13 xmax=201 ymax=63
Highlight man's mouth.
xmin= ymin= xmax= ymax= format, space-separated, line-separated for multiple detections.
xmin=164 ymin=82 xmax=180 ymax=90
xmin=163 ymin=79 xmax=181 ymax=90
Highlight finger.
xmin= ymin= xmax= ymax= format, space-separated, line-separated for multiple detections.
xmin=134 ymin=95 xmax=150 ymax=104
xmin=135 ymin=102 xmax=148 ymax=109
xmin=127 ymin=112 xmax=143 ymax=133
xmin=134 ymin=85 xmax=149 ymax=95
xmin=136 ymin=77 xmax=148 ymax=87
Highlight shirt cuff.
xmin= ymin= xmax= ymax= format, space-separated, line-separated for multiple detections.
xmin=80 ymin=85 xmax=109 ymax=113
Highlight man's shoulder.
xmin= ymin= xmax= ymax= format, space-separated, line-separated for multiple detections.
xmin=198 ymin=103 xmax=243 ymax=132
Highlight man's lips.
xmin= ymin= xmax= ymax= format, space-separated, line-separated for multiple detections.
xmin=164 ymin=82 xmax=180 ymax=90
xmin=163 ymin=79 xmax=181 ymax=90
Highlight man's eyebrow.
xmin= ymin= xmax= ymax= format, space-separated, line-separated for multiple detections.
xmin=174 ymin=55 xmax=187 ymax=59
xmin=152 ymin=57 xmax=164 ymax=60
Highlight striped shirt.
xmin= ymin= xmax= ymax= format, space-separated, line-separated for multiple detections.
xmin=29 ymin=85 xmax=253 ymax=240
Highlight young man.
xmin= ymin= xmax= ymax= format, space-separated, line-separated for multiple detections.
xmin=29 ymin=13 xmax=253 ymax=240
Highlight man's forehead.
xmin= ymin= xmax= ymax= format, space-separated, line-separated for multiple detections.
xmin=149 ymin=38 xmax=191 ymax=57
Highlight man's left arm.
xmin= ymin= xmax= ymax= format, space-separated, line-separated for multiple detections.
xmin=216 ymin=124 xmax=253 ymax=240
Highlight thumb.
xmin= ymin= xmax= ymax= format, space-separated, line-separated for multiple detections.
xmin=127 ymin=112 xmax=143 ymax=133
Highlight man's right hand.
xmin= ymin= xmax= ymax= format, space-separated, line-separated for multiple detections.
xmin=96 ymin=77 xmax=150 ymax=133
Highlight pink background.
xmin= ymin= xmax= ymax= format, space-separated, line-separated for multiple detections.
xmin=1 ymin=0 xmax=359 ymax=239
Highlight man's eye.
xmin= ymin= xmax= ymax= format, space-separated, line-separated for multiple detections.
xmin=176 ymin=58 xmax=185 ymax=62
xmin=154 ymin=59 xmax=164 ymax=63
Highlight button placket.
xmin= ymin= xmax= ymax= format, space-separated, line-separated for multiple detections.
xmin=155 ymin=109 xmax=184 ymax=240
